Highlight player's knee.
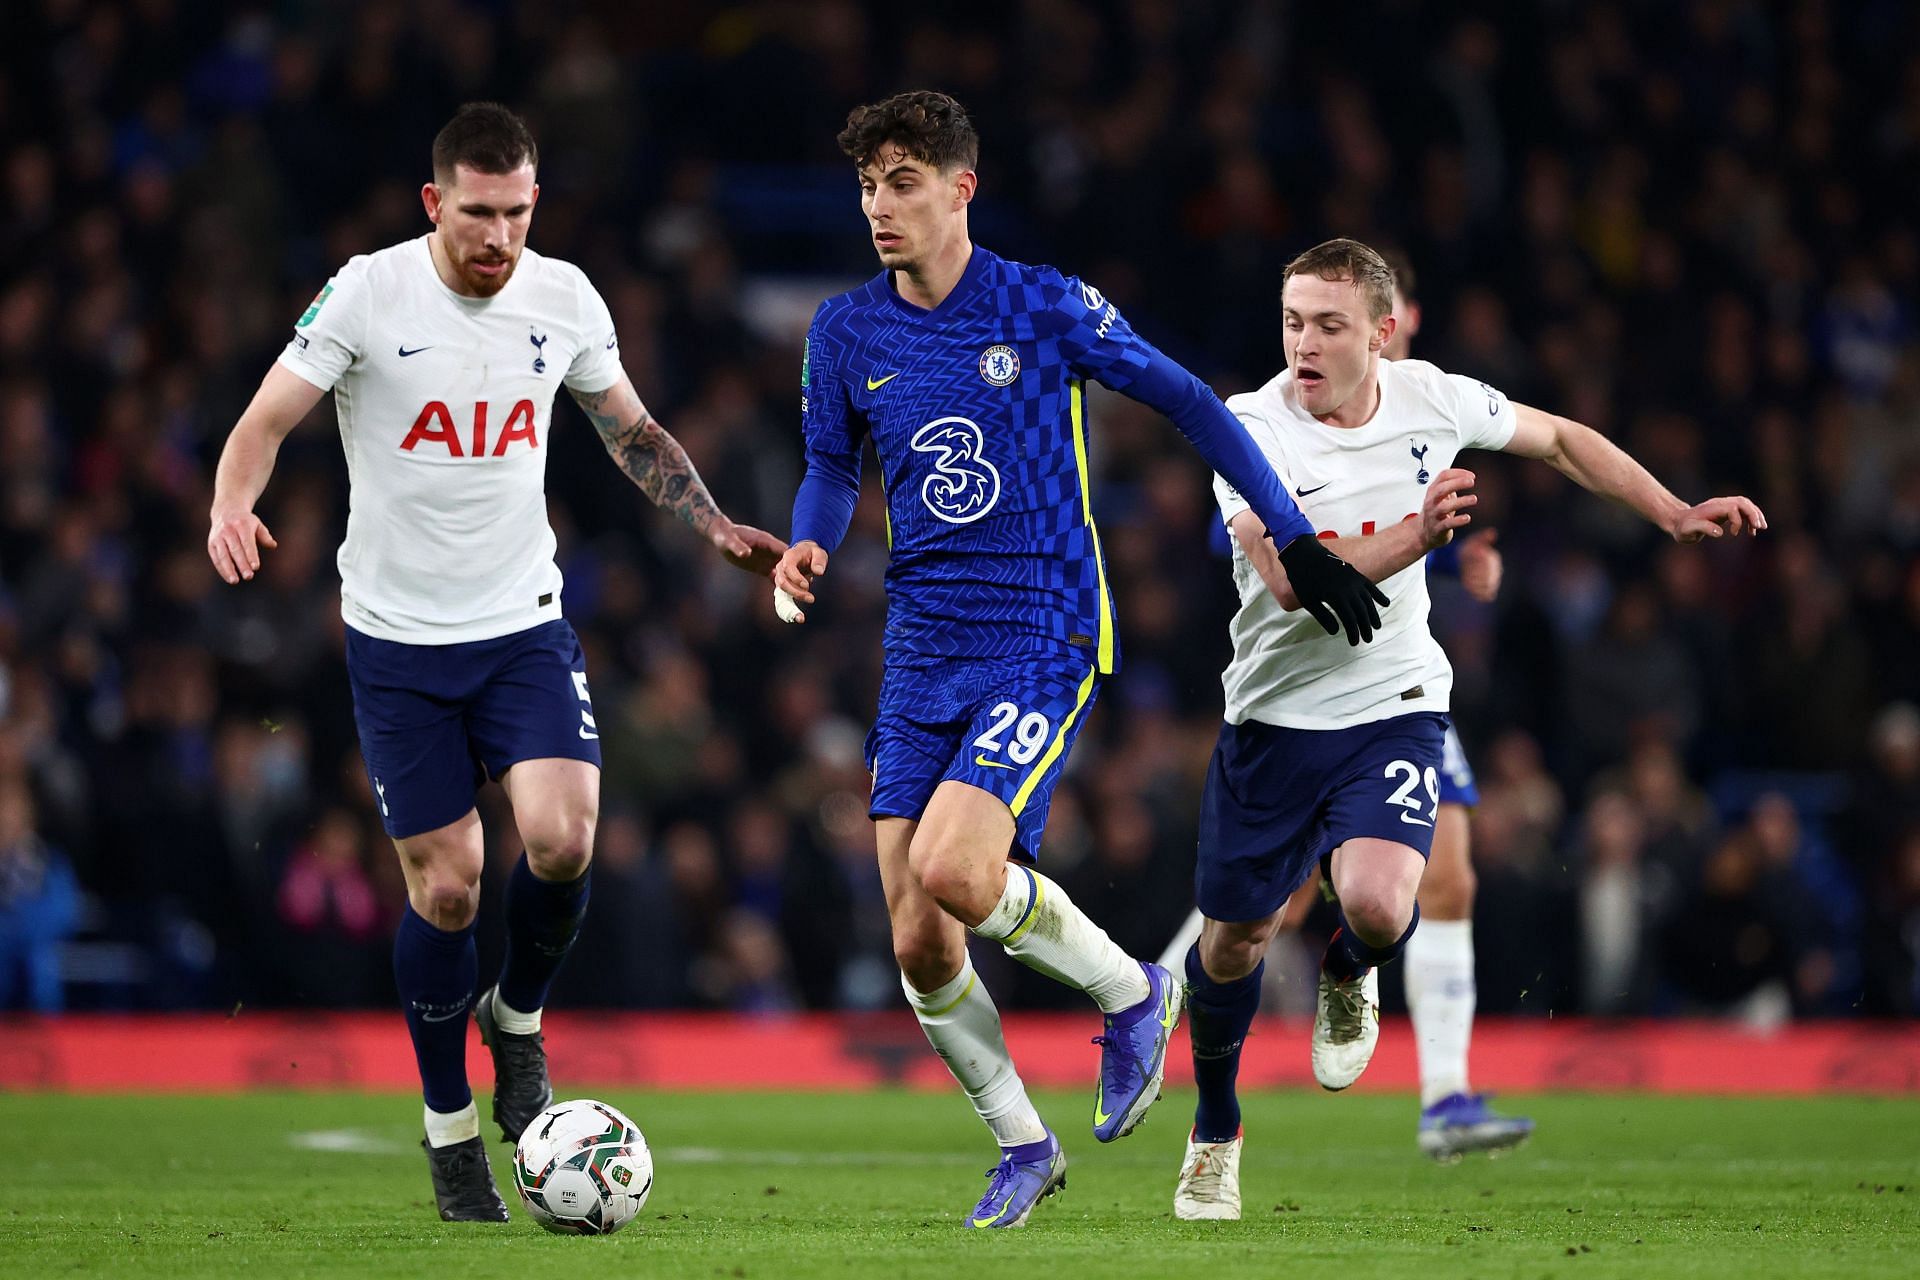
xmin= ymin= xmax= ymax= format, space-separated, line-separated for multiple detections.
xmin=1198 ymin=929 xmax=1267 ymax=983
xmin=908 ymin=842 xmax=990 ymax=921
xmin=524 ymin=811 xmax=596 ymax=881
xmin=1342 ymin=888 xmax=1414 ymax=948
xmin=893 ymin=924 xmax=963 ymax=993
xmin=415 ymin=875 xmax=480 ymax=930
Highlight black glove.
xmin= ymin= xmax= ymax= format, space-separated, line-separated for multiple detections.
xmin=1275 ymin=533 xmax=1390 ymax=645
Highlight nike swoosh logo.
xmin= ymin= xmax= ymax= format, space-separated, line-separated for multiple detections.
xmin=866 ymin=372 xmax=901 ymax=390
xmin=1399 ymin=812 xmax=1434 ymax=827
xmin=1295 ymin=482 xmax=1330 ymax=497
xmin=398 ymin=345 xmax=432 ymax=357
xmin=973 ymin=755 xmax=1016 ymax=771
xmin=1093 ymin=1083 xmax=1111 ymax=1129
xmin=417 ymin=1006 xmax=467 ymax=1023
xmin=1158 ymin=983 xmax=1178 ymax=1033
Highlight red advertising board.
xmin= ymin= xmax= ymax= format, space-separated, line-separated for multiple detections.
xmin=3 ymin=1014 xmax=1917 ymax=1094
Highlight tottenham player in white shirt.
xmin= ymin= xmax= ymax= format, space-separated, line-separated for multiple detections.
xmin=1156 ymin=257 xmax=1524 ymax=1163
xmin=1171 ymin=239 xmax=1764 ymax=1220
xmin=206 ymin=104 xmax=783 ymax=1222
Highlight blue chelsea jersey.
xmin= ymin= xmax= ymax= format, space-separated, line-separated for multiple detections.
xmin=792 ymin=245 xmax=1314 ymax=671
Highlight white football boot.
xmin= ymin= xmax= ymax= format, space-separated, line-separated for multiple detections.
xmin=1312 ymin=966 xmax=1381 ymax=1091
xmin=1174 ymin=1130 xmax=1244 ymax=1220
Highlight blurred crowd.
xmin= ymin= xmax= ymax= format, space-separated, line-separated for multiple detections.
xmin=2 ymin=1 xmax=1918 ymax=1022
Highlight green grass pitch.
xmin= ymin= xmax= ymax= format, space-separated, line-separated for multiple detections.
xmin=2 ymin=1089 xmax=1916 ymax=1278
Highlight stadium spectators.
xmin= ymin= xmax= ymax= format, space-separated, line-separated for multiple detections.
xmin=0 ymin=0 xmax=1916 ymax=1018
xmin=0 ymin=776 xmax=81 ymax=1011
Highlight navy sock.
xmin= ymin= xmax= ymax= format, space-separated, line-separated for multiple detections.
xmin=1323 ymin=903 xmax=1421 ymax=983
xmin=1186 ymin=943 xmax=1262 ymax=1143
xmin=497 ymin=853 xmax=591 ymax=1015
xmin=394 ymin=905 xmax=477 ymax=1113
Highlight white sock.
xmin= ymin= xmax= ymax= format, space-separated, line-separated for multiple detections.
xmin=490 ymin=988 xmax=541 ymax=1035
xmin=1404 ymin=918 xmax=1476 ymax=1107
xmin=424 ymin=1101 xmax=480 ymax=1147
xmin=972 ymin=864 xmax=1151 ymax=1014
xmin=902 ymin=958 xmax=1047 ymax=1148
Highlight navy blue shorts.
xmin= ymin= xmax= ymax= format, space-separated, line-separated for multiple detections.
xmin=345 ymin=620 xmax=601 ymax=839
xmin=867 ymin=653 xmax=1101 ymax=862
xmin=1196 ymin=712 xmax=1449 ymax=922
xmin=1439 ymin=722 xmax=1480 ymax=807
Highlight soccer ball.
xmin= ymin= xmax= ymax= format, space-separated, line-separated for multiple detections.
xmin=511 ymin=1098 xmax=653 ymax=1235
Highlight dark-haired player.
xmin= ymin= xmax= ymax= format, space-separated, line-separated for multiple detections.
xmin=772 ymin=91 xmax=1385 ymax=1229
xmin=1172 ymin=238 xmax=1763 ymax=1219
xmin=207 ymin=102 xmax=783 ymax=1221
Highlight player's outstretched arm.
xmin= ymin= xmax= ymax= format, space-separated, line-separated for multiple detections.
xmin=1503 ymin=404 xmax=1767 ymax=541
xmin=572 ymin=375 xmax=786 ymax=575
xmin=208 ymin=363 xmax=326 ymax=584
xmin=1232 ymin=467 xmax=1477 ymax=613
xmin=1049 ymin=275 xmax=1385 ymax=642
xmin=1128 ymin=368 xmax=1388 ymax=643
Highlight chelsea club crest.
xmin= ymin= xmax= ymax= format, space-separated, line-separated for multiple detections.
xmin=979 ymin=344 xmax=1020 ymax=387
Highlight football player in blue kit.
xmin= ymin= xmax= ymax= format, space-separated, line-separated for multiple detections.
xmin=771 ymin=91 xmax=1385 ymax=1229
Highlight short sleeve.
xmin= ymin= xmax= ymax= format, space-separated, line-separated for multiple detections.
xmin=1213 ymin=472 xmax=1251 ymax=527
xmin=564 ymin=272 xmax=622 ymax=393
xmin=1449 ymin=372 xmax=1518 ymax=452
xmin=275 ymin=258 xmax=372 ymax=391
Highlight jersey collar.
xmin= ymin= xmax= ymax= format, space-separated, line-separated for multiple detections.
xmin=417 ymin=233 xmax=531 ymax=306
xmin=879 ymin=244 xmax=992 ymax=323
xmin=1283 ymin=358 xmax=1394 ymax=438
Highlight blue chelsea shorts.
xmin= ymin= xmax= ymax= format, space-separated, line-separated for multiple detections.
xmin=867 ymin=653 xmax=1101 ymax=862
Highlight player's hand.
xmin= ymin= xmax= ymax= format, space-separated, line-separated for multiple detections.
xmin=1669 ymin=496 xmax=1767 ymax=543
xmin=772 ymin=540 xmax=828 ymax=623
xmin=1419 ymin=468 xmax=1477 ymax=550
xmin=207 ymin=508 xmax=277 ymax=584
xmin=1274 ymin=534 xmax=1389 ymax=645
xmin=1457 ymin=529 xmax=1503 ymax=602
xmin=713 ymin=521 xmax=788 ymax=576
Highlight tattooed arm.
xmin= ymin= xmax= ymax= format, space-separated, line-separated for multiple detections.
xmin=571 ymin=375 xmax=786 ymax=574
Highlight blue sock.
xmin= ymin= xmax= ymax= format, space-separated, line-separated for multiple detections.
xmin=1323 ymin=902 xmax=1421 ymax=983
xmin=394 ymin=905 xmax=477 ymax=1113
xmin=497 ymin=853 xmax=591 ymax=1015
xmin=1186 ymin=943 xmax=1262 ymax=1144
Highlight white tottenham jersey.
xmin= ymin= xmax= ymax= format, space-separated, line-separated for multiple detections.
xmin=1214 ymin=358 xmax=1517 ymax=730
xmin=276 ymin=236 xmax=622 ymax=644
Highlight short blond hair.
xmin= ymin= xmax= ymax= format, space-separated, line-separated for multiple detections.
xmin=1282 ymin=238 xmax=1396 ymax=322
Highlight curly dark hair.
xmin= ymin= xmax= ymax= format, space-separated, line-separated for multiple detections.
xmin=431 ymin=102 xmax=538 ymax=183
xmin=836 ymin=90 xmax=979 ymax=173
xmin=1282 ymin=238 xmax=1397 ymax=322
